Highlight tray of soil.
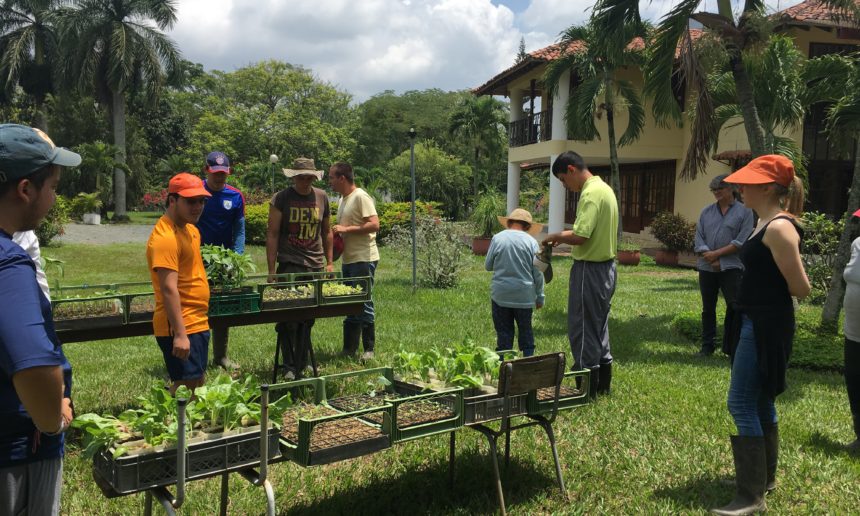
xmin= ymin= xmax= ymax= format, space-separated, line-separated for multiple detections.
xmin=126 ymin=293 xmax=156 ymax=323
xmin=528 ymin=369 xmax=591 ymax=414
xmin=279 ymin=402 xmax=390 ymax=466
xmin=258 ymin=282 xmax=317 ymax=310
xmin=52 ymin=296 xmax=126 ymax=330
xmin=318 ymin=277 xmax=371 ymax=306
xmin=93 ymin=425 xmax=280 ymax=495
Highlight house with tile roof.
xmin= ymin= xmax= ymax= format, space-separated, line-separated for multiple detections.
xmin=475 ymin=0 xmax=860 ymax=235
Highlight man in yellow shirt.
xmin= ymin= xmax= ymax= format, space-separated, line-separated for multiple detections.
xmin=329 ymin=162 xmax=380 ymax=360
xmin=543 ymin=151 xmax=618 ymax=398
xmin=146 ymin=173 xmax=212 ymax=394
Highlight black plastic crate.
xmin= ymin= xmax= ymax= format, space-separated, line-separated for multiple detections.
xmin=125 ymin=292 xmax=156 ymax=323
xmin=92 ymin=426 xmax=280 ymax=495
xmin=462 ymin=388 xmax=528 ymax=425
xmin=257 ymin=281 xmax=317 ymax=311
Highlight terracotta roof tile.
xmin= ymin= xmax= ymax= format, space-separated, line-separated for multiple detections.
xmin=777 ymin=0 xmax=859 ymax=27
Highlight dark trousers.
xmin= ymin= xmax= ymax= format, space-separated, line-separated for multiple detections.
xmin=568 ymin=259 xmax=616 ymax=370
xmin=846 ymin=339 xmax=860 ymax=436
xmin=275 ymin=262 xmax=321 ymax=374
xmin=491 ymin=301 xmax=534 ymax=357
xmin=699 ymin=268 xmax=742 ymax=352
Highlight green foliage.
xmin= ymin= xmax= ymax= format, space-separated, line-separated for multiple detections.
xmin=201 ymin=244 xmax=256 ymax=290
xmin=448 ymin=95 xmax=508 ymax=195
xmin=469 ymin=191 xmax=505 ymax=238
xmin=36 ymin=194 xmax=69 ymax=246
xmin=386 ymin=215 xmax=468 ymax=288
xmin=395 ymin=340 xmax=516 ymax=389
xmin=244 ymin=204 xmax=270 ymax=245
xmin=618 ymin=239 xmax=641 ymax=251
xmin=68 ymin=192 xmax=103 ymax=220
xmin=650 ymin=212 xmax=695 ymax=252
xmin=375 ymin=201 xmax=441 ymax=240
xmin=800 ymin=211 xmax=844 ymax=304
xmin=670 ymin=309 xmax=843 ymax=372
xmin=384 ymin=141 xmax=472 ymax=220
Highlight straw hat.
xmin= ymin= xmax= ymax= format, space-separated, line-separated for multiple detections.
xmin=497 ymin=208 xmax=543 ymax=236
xmin=283 ymin=157 xmax=323 ymax=180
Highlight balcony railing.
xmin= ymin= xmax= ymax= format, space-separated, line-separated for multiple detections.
xmin=509 ymin=110 xmax=553 ymax=148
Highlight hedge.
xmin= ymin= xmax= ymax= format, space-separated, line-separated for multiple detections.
xmin=669 ymin=309 xmax=843 ymax=372
xmin=244 ymin=200 xmax=442 ymax=246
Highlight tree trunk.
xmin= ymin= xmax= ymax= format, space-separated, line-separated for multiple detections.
xmin=111 ymin=91 xmax=128 ymax=220
xmin=729 ymin=54 xmax=767 ymax=157
xmin=605 ymin=78 xmax=623 ymax=243
xmin=821 ymin=138 xmax=860 ymax=330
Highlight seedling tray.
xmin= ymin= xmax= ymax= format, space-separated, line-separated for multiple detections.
xmin=528 ymin=369 xmax=591 ymax=415
xmin=318 ymin=277 xmax=371 ymax=306
xmin=258 ymin=281 xmax=317 ymax=311
xmin=92 ymin=425 xmax=280 ymax=495
xmin=208 ymin=291 xmax=261 ymax=317
xmin=125 ymin=292 xmax=156 ymax=323
xmin=462 ymin=387 xmax=528 ymax=425
xmin=52 ymin=295 xmax=126 ymax=330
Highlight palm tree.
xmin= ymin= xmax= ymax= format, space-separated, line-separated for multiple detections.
xmin=0 ymin=0 xmax=61 ymax=130
xmin=592 ymin=0 xmax=860 ymax=179
xmin=449 ymin=95 xmax=508 ymax=197
xmin=543 ymin=19 xmax=647 ymax=240
xmin=803 ymin=52 xmax=860 ymax=329
xmin=59 ymin=0 xmax=180 ymax=220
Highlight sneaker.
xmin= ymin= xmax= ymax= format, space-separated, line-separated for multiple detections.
xmin=360 ymin=351 xmax=375 ymax=361
xmin=215 ymin=356 xmax=240 ymax=371
xmin=283 ymin=370 xmax=296 ymax=381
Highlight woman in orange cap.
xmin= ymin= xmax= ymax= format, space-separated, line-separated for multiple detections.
xmin=712 ymin=155 xmax=810 ymax=515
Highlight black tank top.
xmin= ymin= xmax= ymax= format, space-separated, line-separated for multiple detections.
xmin=737 ymin=215 xmax=803 ymax=309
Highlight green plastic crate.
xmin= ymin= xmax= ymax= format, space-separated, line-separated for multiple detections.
xmin=527 ymin=369 xmax=591 ymax=415
xmin=257 ymin=281 xmax=317 ymax=311
xmin=208 ymin=291 xmax=261 ymax=317
xmin=318 ymin=276 xmax=371 ymax=306
xmin=125 ymin=292 xmax=156 ymax=323
xmin=52 ymin=294 xmax=126 ymax=330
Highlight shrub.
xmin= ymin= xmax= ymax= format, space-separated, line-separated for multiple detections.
xmin=469 ymin=192 xmax=505 ymax=238
xmin=68 ymin=192 xmax=102 ymax=221
xmin=650 ymin=212 xmax=695 ymax=252
xmin=800 ymin=211 xmax=843 ymax=304
xmin=140 ymin=188 xmax=168 ymax=211
xmin=375 ymin=201 xmax=441 ymax=241
xmin=669 ymin=309 xmax=842 ymax=372
xmin=385 ymin=215 xmax=468 ymax=288
xmin=245 ymin=204 xmax=269 ymax=245
xmin=37 ymin=194 xmax=70 ymax=246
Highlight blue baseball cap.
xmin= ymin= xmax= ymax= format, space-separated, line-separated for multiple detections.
xmin=0 ymin=124 xmax=81 ymax=183
xmin=205 ymin=151 xmax=231 ymax=174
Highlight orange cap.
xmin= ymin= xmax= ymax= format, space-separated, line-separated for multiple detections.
xmin=168 ymin=172 xmax=211 ymax=198
xmin=853 ymin=208 xmax=860 ymax=218
xmin=724 ymin=155 xmax=794 ymax=188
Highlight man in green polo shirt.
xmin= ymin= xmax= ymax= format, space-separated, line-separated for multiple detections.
xmin=543 ymin=151 xmax=618 ymax=398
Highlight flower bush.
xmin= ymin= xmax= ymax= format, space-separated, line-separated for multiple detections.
xmin=649 ymin=212 xmax=695 ymax=252
xmin=140 ymin=188 xmax=168 ymax=211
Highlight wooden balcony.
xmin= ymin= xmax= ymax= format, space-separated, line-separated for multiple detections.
xmin=509 ymin=110 xmax=553 ymax=147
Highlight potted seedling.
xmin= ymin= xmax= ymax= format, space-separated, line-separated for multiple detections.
xmin=469 ymin=192 xmax=505 ymax=256
xmin=617 ymin=239 xmax=641 ymax=266
xmin=201 ymin=244 xmax=260 ymax=315
xmin=649 ymin=212 xmax=695 ymax=266
xmin=76 ymin=192 xmax=103 ymax=225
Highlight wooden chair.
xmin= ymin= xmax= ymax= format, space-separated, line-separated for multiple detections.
xmin=467 ymin=352 xmax=569 ymax=515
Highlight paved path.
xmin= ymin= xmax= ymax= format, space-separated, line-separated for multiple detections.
xmin=57 ymin=223 xmax=152 ymax=245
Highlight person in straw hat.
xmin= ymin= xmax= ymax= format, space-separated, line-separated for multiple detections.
xmin=266 ymin=157 xmax=333 ymax=380
xmin=484 ymin=208 xmax=545 ymax=357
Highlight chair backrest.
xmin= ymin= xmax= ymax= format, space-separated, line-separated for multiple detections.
xmin=497 ymin=352 xmax=565 ymax=397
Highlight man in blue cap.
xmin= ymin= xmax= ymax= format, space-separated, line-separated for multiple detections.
xmin=196 ymin=151 xmax=246 ymax=370
xmin=0 ymin=124 xmax=81 ymax=515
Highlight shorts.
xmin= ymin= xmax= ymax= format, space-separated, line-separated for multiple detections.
xmin=156 ymin=331 xmax=210 ymax=381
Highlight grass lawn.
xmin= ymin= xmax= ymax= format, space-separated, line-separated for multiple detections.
xmin=42 ymin=244 xmax=859 ymax=514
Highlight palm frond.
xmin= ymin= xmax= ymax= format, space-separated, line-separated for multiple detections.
xmin=616 ymin=79 xmax=644 ymax=146
xmin=592 ymin=0 xmax=642 ymax=31
xmin=802 ymin=54 xmax=855 ymax=106
xmin=567 ymin=74 xmax=602 ymax=142
xmin=680 ymin=70 xmax=718 ymax=180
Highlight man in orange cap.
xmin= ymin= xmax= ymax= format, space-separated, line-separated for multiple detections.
xmin=146 ymin=173 xmax=212 ymax=394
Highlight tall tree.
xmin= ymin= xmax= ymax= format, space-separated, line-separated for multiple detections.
xmin=803 ymin=53 xmax=860 ymax=329
xmin=448 ymin=95 xmax=508 ymax=197
xmin=0 ymin=0 xmax=61 ymax=130
xmin=592 ymin=0 xmax=860 ymax=179
xmin=516 ymin=36 xmax=527 ymax=63
xmin=543 ymin=19 xmax=647 ymax=240
xmin=59 ymin=0 xmax=180 ymax=220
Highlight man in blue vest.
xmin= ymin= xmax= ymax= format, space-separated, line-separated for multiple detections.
xmin=196 ymin=151 xmax=245 ymax=370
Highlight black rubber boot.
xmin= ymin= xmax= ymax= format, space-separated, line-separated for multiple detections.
xmin=849 ymin=414 xmax=860 ymax=453
xmin=361 ymin=323 xmax=375 ymax=360
xmin=597 ymin=363 xmax=612 ymax=395
xmin=763 ymin=424 xmax=778 ymax=493
xmin=588 ymin=367 xmax=600 ymax=400
xmin=711 ymin=436 xmax=767 ymax=516
xmin=342 ymin=321 xmax=362 ymax=357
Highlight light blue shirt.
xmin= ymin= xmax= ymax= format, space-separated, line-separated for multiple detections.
xmin=694 ymin=200 xmax=754 ymax=272
xmin=485 ymin=229 xmax=545 ymax=308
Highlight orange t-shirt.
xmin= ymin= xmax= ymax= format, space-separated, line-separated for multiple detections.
xmin=146 ymin=215 xmax=210 ymax=337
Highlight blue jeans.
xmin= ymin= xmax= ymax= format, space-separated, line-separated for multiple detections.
xmin=491 ymin=301 xmax=534 ymax=357
xmin=343 ymin=260 xmax=377 ymax=325
xmin=727 ymin=315 xmax=777 ymax=436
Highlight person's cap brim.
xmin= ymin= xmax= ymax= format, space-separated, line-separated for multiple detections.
xmin=207 ymin=166 xmax=230 ymax=174
xmin=724 ymin=167 xmax=772 ymax=185
xmin=51 ymin=147 xmax=81 ymax=167
xmin=177 ymin=187 xmax=212 ymax=198
xmin=854 ymin=208 xmax=860 ymax=218
xmin=283 ymin=169 xmax=323 ymax=180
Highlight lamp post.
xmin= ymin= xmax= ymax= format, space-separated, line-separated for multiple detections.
xmin=408 ymin=128 xmax=417 ymax=292
xmin=269 ymin=154 xmax=279 ymax=196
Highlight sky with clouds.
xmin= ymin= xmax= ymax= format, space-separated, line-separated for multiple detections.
xmin=169 ymin=0 xmax=797 ymax=102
